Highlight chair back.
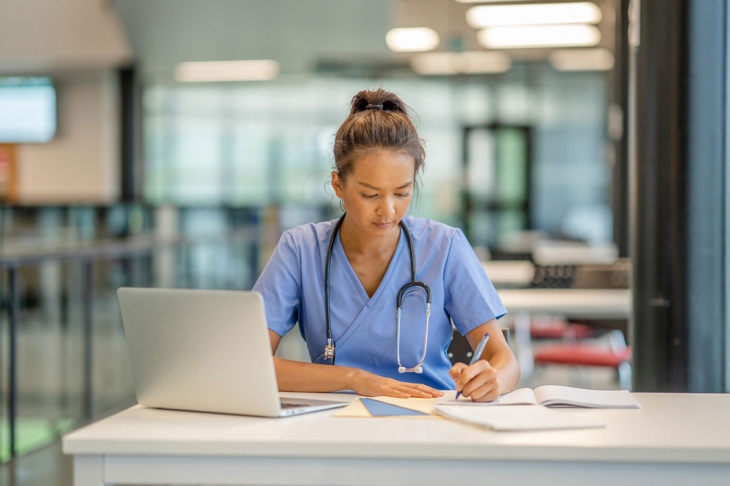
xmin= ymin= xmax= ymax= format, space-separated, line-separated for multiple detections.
xmin=447 ymin=327 xmax=510 ymax=365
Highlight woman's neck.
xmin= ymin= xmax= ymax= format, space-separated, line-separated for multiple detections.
xmin=338 ymin=217 xmax=401 ymax=257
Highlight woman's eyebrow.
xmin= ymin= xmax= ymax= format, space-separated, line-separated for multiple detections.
xmin=357 ymin=181 xmax=414 ymax=190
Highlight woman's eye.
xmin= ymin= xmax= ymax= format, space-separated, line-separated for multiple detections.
xmin=363 ymin=194 xmax=377 ymax=199
xmin=397 ymin=193 xmax=410 ymax=198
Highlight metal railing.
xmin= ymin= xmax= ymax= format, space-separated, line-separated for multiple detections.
xmin=0 ymin=228 xmax=260 ymax=462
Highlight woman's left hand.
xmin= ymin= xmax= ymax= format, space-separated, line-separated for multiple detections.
xmin=449 ymin=360 xmax=501 ymax=402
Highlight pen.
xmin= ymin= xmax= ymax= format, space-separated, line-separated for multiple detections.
xmin=454 ymin=332 xmax=490 ymax=400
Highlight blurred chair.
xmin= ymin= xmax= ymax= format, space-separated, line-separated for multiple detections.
xmin=447 ymin=327 xmax=510 ymax=365
xmin=530 ymin=263 xmax=577 ymax=289
xmin=571 ymin=258 xmax=631 ymax=289
xmin=532 ymin=329 xmax=632 ymax=390
xmin=519 ymin=259 xmax=632 ymax=389
xmin=488 ymin=249 xmax=534 ymax=261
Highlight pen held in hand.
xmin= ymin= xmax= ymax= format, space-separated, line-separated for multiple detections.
xmin=454 ymin=332 xmax=490 ymax=400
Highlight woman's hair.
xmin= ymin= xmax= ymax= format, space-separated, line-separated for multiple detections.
xmin=333 ymin=88 xmax=425 ymax=185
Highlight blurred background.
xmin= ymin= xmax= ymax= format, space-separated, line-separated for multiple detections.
xmin=0 ymin=1 xmax=728 ymax=484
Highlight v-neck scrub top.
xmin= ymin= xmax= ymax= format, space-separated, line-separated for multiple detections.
xmin=252 ymin=215 xmax=506 ymax=390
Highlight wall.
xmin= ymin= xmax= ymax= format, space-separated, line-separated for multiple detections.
xmin=15 ymin=70 xmax=121 ymax=203
xmin=0 ymin=0 xmax=130 ymax=72
xmin=0 ymin=0 xmax=132 ymax=203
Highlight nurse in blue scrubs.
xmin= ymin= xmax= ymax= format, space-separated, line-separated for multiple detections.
xmin=253 ymin=88 xmax=520 ymax=402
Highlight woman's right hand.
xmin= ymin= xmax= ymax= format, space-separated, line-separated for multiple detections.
xmin=349 ymin=369 xmax=443 ymax=398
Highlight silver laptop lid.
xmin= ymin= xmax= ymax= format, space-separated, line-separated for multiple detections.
xmin=118 ymin=288 xmax=282 ymax=417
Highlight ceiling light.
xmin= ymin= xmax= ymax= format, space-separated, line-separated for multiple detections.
xmin=174 ymin=60 xmax=279 ymax=82
xmin=411 ymin=51 xmax=511 ymax=75
xmin=549 ymin=48 xmax=614 ymax=71
xmin=386 ymin=28 xmax=440 ymax=52
xmin=467 ymin=2 xmax=602 ymax=28
xmin=478 ymin=24 xmax=601 ymax=49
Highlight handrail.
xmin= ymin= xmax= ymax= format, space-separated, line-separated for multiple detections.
xmin=0 ymin=227 xmax=259 ymax=267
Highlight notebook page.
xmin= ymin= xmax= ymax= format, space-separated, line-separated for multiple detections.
xmin=434 ymin=404 xmax=605 ymax=431
xmin=436 ymin=388 xmax=538 ymax=406
xmin=534 ymin=385 xmax=642 ymax=409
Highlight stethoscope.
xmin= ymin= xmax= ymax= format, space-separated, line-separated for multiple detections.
xmin=324 ymin=214 xmax=431 ymax=373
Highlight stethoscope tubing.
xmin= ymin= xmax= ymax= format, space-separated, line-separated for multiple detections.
xmin=324 ymin=213 xmax=431 ymax=371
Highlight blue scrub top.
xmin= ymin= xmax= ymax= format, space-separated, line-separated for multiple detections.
xmin=252 ymin=215 xmax=506 ymax=390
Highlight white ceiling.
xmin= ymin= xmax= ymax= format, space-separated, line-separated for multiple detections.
xmin=112 ymin=0 xmax=396 ymax=80
xmin=0 ymin=0 xmax=617 ymax=79
xmin=113 ymin=0 xmax=616 ymax=81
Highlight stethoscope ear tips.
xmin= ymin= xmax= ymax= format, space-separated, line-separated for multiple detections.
xmin=414 ymin=367 xmax=423 ymax=374
xmin=398 ymin=366 xmax=406 ymax=374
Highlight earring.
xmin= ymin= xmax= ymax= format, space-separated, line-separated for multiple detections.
xmin=339 ymin=199 xmax=346 ymax=213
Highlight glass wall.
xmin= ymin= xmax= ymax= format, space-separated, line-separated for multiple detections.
xmin=143 ymin=69 xmax=612 ymax=245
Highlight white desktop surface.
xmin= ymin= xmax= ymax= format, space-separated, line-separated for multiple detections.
xmin=63 ymin=392 xmax=730 ymax=486
xmin=482 ymin=260 xmax=535 ymax=287
xmin=498 ymin=288 xmax=631 ymax=319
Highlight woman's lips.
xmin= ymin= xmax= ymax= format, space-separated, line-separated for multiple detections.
xmin=374 ymin=222 xmax=392 ymax=229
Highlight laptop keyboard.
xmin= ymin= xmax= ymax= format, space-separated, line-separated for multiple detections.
xmin=280 ymin=401 xmax=310 ymax=409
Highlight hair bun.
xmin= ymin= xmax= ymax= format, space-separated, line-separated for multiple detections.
xmin=350 ymin=88 xmax=409 ymax=116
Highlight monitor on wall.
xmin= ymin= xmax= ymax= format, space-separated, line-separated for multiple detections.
xmin=0 ymin=77 xmax=57 ymax=143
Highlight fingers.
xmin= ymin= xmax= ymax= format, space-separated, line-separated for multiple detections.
xmin=384 ymin=389 xmax=412 ymax=398
xmin=357 ymin=373 xmax=444 ymax=399
xmin=453 ymin=360 xmax=500 ymax=401
xmin=395 ymin=383 xmax=442 ymax=398
xmin=411 ymin=383 xmax=443 ymax=397
xmin=449 ymin=362 xmax=467 ymax=379
xmin=466 ymin=379 xmax=501 ymax=402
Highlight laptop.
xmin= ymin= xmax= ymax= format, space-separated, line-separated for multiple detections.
xmin=117 ymin=287 xmax=348 ymax=417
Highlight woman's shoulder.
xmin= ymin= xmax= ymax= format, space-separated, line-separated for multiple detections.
xmin=281 ymin=219 xmax=338 ymax=250
xmin=401 ymin=215 xmax=461 ymax=241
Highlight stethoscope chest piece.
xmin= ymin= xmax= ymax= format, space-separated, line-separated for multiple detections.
xmin=398 ymin=365 xmax=423 ymax=374
xmin=324 ymin=339 xmax=336 ymax=363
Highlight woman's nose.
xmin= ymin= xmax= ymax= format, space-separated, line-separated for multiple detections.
xmin=378 ymin=197 xmax=396 ymax=216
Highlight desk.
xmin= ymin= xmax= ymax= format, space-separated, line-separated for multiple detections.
xmin=497 ymin=288 xmax=631 ymax=320
xmin=63 ymin=392 xmax=730 ymax=486
xmin=482 ymin=260 xmax=535 ymax=287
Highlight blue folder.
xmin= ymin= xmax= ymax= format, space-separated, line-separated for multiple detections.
xmin=360 ymin=398 xmax=429 ymax=417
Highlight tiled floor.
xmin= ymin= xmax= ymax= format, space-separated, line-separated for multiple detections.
xmin=0 ymin=442 xmax=73 ymax=486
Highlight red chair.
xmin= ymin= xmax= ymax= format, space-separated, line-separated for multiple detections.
xmin=529 ymin=317 xmax=596 ymax=340
xmin=532 ymin=330 xmax=632 ymax=390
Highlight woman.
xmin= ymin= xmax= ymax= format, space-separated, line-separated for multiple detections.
xmin=253 ymin=88 xmax=520 ymax=402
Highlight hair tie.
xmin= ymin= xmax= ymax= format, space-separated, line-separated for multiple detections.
xmin=365 ymin=104 xmax=384 ymax=110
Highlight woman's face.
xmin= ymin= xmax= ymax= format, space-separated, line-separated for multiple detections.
xmin=332 ymin=150 xmax=415 ymax=241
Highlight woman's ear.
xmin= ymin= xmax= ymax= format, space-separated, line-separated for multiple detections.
xmin=331 ymin=171 xmax=344 ymax=198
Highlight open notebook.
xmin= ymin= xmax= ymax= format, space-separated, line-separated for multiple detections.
xmin=433 ymin=404 xmax=606 ymax=431
xmin=439 ymin=385 xmax=641 ymax=409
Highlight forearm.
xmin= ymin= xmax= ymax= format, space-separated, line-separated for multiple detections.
xmin=273 ymin=356 xmax=362 ymax=392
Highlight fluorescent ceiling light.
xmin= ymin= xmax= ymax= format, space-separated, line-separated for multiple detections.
xmin=478 ymin=24 xmax=601 ymax=49
xmin=549 ymin=48 xmax=614 ymax=71
xmin=411 ymin=51 xmax=511 ymax=75
xmin=457 ymin=0 xmax=534 ymax=3
xmin=175 ymin=60 xmax=279 ymax=82
xmin=467 ymin=2 xmax=602 ymax=28
xmin=386 ymin=27 xmax=440 ymax=52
